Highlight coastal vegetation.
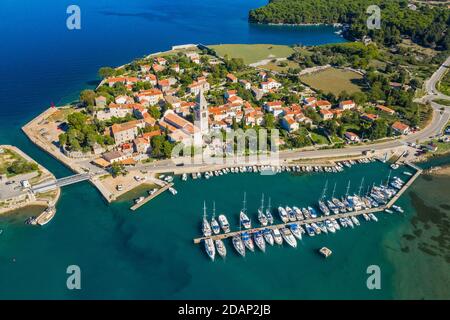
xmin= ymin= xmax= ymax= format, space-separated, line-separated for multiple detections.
xmin=437 ymin=70 xmax=450 ymax=96
xmin=0 ymin=148 xmax=38 ymax=177
xmin=249 ymin=0 xmax=450 ymax=50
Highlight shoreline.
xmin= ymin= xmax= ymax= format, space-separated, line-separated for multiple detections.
xmin=0 ymin=145 xmax=60 ymax=217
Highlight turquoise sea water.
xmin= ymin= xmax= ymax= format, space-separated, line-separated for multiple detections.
xmin=0 ymin=0 xmax=449 ymax=299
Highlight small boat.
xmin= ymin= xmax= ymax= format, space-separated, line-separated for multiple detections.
xmin=339 ymin=218 xmax=347 ymax=228
xmin=263 ymin=229 xmax=274 ymax=246
xmin=286 ymin=206 xmax=297 ymax=222
xmin=280 ymin=228 xmax=297 ymax=248
xmin=272 ymin=228 xmax=283 ymax=245
xmin=293 ymin=206 xmax=304 ymax=220
xmin=218 ymin=214 xmax=231 ymax=233
xmin=134 ymin=196 xmax=145 ymax=204
xmin=204 ymin=238 xmax=215 ymax=261
xmin=215 ymin=239 xmax=226 ymax=258
xmin=351 ymin=216 xmax=360 ymax=226
xmin=304 ymin=223 xmax=315 ymax=236
xmin=289 ymin=223 xmax=302 ymax=240
xmin=385 ymin=208 xmax=393 ymax=214
xmin=319 ymin=247 xmax=332 ymax=258
xmin=362 ymin=213 xmax=370 ymax=221
xmin=182 ymin=173 xmax=188 ymax=181
xmin=369 ymin=213 xmax=378 ymax=222
xmin=390 ymin=164 xmax=399 ymax=170
xmin=168 ymin=187 xmax=177 ymax=195
xmin=346 ymin=218 xmax=354 ymax=228
xmin=403 ymin=171 xmax=413 ymax=176
xmin=253 ymin=231 xmax=266 ymax=252
xmin=325 ymin=220 xmax=336 ymax=233
xmin=311 ymin=223 xmax=322 ymax=235
xmin=331 ymin=218 xmax=340 ymax=231
xmin=302 ymin=207 xmax=311 ymax=219
xmin=241 ymin=232 xmax=255 ymax=252
xmin=316 ymin=221 xmax=328 ymax=234
xmin=265 ymin=198 xmax=274 ymax=224
xmin=278 ymin=206 xmax=289 ymax=223
xmin=308 ymin=206 xmax=318 ymax=218
xmin=232 ymin=235 xmax=245 ymax=257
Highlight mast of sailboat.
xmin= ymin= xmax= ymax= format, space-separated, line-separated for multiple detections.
xmin=212 ymin=201 xmax=216 ymax=219
xmin=386 ymin=170 xmax=392 ymax=187
xmin=321 ymin=180 xmax=328 ymax=200
xmin=242 ymin=192 xmax=247 ymax=213
xmin=267 ymin=197 xmax=271 ymax=212
xmin=203 ymin=201 xmax=207 ymax=219
xmin=331 ymin=182 xmax=336 ymax=199
xmin=260 ymin=193 xmax=265 ymax=211
xmin=345 ymin=180 xmax=351 ymax=197
xmin=358 ymin=177 xmax=365 ymax=197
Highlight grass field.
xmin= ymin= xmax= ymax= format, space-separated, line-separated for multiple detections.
xmin=209 ymin=44 xmax=295 ymax=65
xmin=257 ymin=60 xmax=299 ymax=72
xmin=300 ymin=67 xmax=364 ymax=96
xmin=438 ymin=70 xmax=450 ymax=96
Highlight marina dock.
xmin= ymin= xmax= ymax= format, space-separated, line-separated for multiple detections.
xmin=193 ymin=163 xmax=422 ymax=244
xmin=130 ymin=183 xmax=174 ymax=211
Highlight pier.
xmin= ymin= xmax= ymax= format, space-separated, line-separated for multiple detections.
xmin=130 ymin=183 xmax=174 ymax=211
xmin=193 ymin=163 xmax=423 ymax=244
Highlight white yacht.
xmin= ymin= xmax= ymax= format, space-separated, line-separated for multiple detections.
xmin=253 ymin=231 xmax=266 ymax=252
xmin=204 ymin=238 xmax=215 ymax=261
xmin=218 ymin=214 xmax=231 ymax=233
xmin=278 ymin=206 xmax=289 ymax=223
xmin=241 ymin=232 xmax=255 ymax=252
xmin=215 ymin=239 xmax=226 ymax=258
xmin=210 ymin=202 xmax=220 ymax=235
xmin=263 ymin=229 xmax=274 ymax=246
xmin=289 ymin=223 xmax=302 ymax=240
xmin=272 ymin=228 xmax=283 ymax=245
xmin=232 ymin=235 xmax=245 ymax=257
xmin=280 ymin=228 xmax=297 ymax=248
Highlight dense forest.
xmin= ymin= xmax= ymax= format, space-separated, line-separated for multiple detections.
xmin=249 ymin=0 xmax=450 ymax=49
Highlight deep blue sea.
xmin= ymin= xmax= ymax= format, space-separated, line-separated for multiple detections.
xmin=1 ymin=0 xmax=448 ymax=300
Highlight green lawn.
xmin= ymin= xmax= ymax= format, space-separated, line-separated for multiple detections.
xmin=434 ymin=99 xmax=450 ymax=106
xmin=438 ymin=70 xmax=450 ymax=96
xmin=209 ymin=44 xmax=295 ymax=65
xmin=309 ymin=131 xmax=329 ymax=145
xmin=300 ymin=67 xmax=365 ymax=96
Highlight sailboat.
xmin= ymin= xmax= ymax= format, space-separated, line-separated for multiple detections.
xmin=289 ymin=223 xmax=302 ymax=240
xmin=232 ymin=234 xmax=245 ymax=257
xmin=263 ymin=228 xmax=274 ymax=246
xmin=272 ymin=228 xmax=283 ymax=245
xmin=218 ymin=214 xmax=231 ymax=233
xmin=201 ymin=202 xmax=212 ymax=237
xmin=241 ymin=231 xmax=255 ymax=252
xmin=215 ymin=239 xmax=226 ymax=258
xmin=318 ymin=180 xmax=330 ymax=215
xmin=210 ymin=202 xmax=220 ymax=235
xmin=257 ymin=194 xmax=268 ymax=226
xmin=239 ymin=192 xmax=251 ymax=229
xmin=265 ymin=197 xmax=274 ymax=224
xmin=204 ymin=238 xmax=216 ymax=261
xmin=253 ymin=231 xmax=266 ymax=252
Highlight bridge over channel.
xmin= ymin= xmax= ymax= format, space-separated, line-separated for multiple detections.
xmin=31 ymin=173 xmax=91 ymax=193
